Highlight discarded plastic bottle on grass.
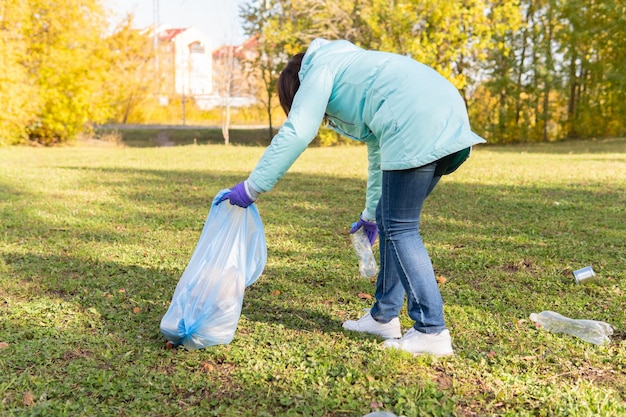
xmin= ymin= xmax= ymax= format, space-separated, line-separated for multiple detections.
xmin=529 ymin=311 xmax=613 ymax=345
xmin=350 ymin=228 xmax=378 ymax=278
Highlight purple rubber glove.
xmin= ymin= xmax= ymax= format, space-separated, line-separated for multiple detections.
xmin=218 ymin=182 xmax=254 ymax=208
xmin=350 ymin=215 xmax=378 ymax=245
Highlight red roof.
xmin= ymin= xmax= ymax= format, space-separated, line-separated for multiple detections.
xmin=159 ymin=28 xmax=187 ymax=42
xmin=212 ymin=35 xmax=259 ymax=59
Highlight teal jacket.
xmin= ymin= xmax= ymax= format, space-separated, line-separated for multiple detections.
xmin=248 ymin=38 xmax=485 ymax=219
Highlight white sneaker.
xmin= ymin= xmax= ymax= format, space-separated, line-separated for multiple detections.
xmin=342 ymin=312 xmax=402 ymax=339
xmin=384 ymin=328 xmax=454 ymax=356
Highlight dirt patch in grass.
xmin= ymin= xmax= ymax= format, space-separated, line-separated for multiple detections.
xmin=63 ymin=348 xmax=94 ymax=361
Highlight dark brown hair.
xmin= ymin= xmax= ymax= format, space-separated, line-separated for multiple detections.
xmin=278 ymin=53 xmax=305 ymax=116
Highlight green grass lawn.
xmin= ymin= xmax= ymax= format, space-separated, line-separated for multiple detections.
xmin=1 ymin=136 xmax=625 ymax=416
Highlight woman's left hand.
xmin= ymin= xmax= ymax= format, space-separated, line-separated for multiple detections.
xmin=350 ymin=215 xmax=378 ymax=245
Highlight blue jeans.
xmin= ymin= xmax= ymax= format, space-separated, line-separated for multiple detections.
xmin=369 ymin=162 xmax=446 ymax=334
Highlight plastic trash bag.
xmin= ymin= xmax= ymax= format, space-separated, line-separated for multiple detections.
xmin=160 ymin=190 xmax=266 ymax=350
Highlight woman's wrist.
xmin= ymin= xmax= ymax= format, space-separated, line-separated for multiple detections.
xmin=361 ymin=210 xmax=376 ymax=223
xmin=244 ymin=180 xmax=261 ymax=201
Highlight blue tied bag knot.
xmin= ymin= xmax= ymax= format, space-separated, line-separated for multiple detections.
xmin=160 ymin=189 xmax=267 ymax=350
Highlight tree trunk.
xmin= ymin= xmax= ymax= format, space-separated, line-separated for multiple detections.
xmin=222 ymin=105 xmax=230 ymax=145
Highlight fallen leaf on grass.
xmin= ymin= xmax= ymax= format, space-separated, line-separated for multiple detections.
xmin=271 ymin=290 xmax=281 ymax=296
xmin=358 ymin=292 xmax=372 ymax=300
xmin=0 ymin=342 xmax=8 ymax=349
xmin=118 ymin=288 xmax=126 ymax=293
xmin=370 ymin=400 xmax=384 ymax=409
xmin=201 ymin=362 xmax=214 ymax=372
xmin=24 ymin=392 xmax=35 ymax=406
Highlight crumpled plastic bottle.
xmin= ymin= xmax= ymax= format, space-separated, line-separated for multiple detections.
xmin=529 ymin=310 xmax=614 ymax=345
xmin=350 ymin=228 xmax=378 ymax=278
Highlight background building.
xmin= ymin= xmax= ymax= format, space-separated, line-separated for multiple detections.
xmin=157 ymin=27 xmax=213 ymax=103
xmin=210 ymin=35 xmax=258 ymax=109
xmin=155 ymin=26 xmax=255 ymax=110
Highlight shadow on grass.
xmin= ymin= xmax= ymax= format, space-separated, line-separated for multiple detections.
xmin=1 ymin=251 xmax=175 ymax=339
xmin=483 ymin=136 xmax=626 ymax=154
xmin=2 ymin=162 xmax=625 ymax=342
xmin=95 ymin=126 xmax=348 ymax=148
xmin=96 ymin=126 xmax=277 ymax=148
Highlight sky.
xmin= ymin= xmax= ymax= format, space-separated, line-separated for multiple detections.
xmin=107 ymin=0 xmax=247 ymax=49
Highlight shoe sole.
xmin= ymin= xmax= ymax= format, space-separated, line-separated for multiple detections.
xmin=343 ymin=329 xmax=402 ymax=339
xmin=384 ymin=344 xmax=454 ymax=357
xmin=414 ymin=351 xmax=455 ymax=357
